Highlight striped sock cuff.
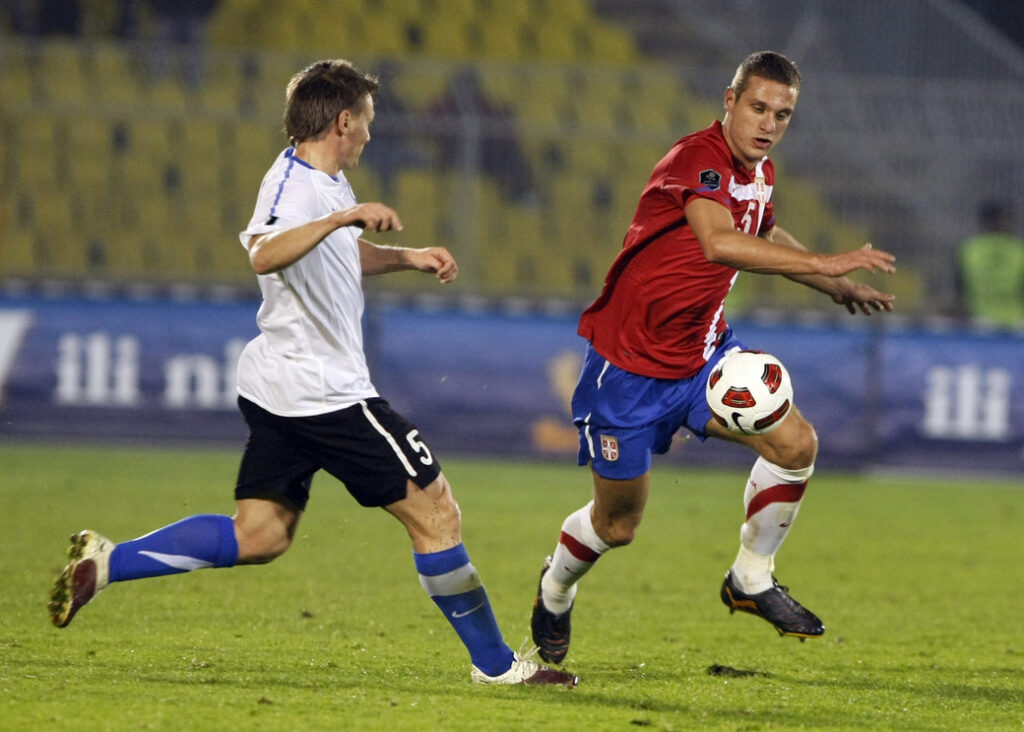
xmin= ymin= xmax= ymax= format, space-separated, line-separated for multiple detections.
xmin=414 ymin=544 xmax=481 ymax=597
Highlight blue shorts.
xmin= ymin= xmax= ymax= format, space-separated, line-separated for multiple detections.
xmin=573 ymin=332 xmax=745 ymax=480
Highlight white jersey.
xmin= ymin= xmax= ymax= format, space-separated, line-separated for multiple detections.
xmin=236 ymin=147 xmax=377 ymax=416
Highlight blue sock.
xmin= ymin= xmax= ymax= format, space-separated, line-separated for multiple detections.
xmin=108 ymin=514 xmax=239 ymax=582
xmin=414 ymin=544 xmax=515 ymax=677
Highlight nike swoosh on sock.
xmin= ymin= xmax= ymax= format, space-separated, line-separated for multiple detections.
xmin=451 ymin=601 xmax=486 ymax=619
xmin=138 ymin=550 xmax=215 ymax=571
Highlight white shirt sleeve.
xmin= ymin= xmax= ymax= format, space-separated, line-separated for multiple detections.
xmin=239 ymin=155 xmax=319 ymax=250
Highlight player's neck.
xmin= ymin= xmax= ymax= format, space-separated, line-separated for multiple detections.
xmin=293 ymin=140 xmax=344 ymax=178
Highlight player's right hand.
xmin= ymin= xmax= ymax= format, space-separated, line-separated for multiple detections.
xmin=819 ymin=243 xmax=896 ymax=277
xmin=336 ymin=202 xmax=403 ymax=232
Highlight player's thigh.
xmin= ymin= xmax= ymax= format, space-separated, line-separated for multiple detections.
xmin=236 ymin=397 xmax=319 ymax=510
xmin=705 ymin=403 xmax=818 ymax=469
xmin=592 ymin=471 xmax=649 ymax=520
xmin=590 ymin=470 xmax=650 ymax=546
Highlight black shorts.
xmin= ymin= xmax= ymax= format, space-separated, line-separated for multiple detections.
xmin=235 ymin=396 xmax=442 ymax=510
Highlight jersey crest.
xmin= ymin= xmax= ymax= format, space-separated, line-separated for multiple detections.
xmin=599 ymin=434 xmax=619 ymax=462
xmin=698 ymin=169 xmax=722 ymax=192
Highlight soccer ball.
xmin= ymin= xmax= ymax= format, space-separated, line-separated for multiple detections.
xmin=706 ymin=350 xmax=793 ymax=435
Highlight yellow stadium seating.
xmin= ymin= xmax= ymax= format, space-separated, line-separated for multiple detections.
xmin=0 ymin=56 xmax=34 ymax=107
xmin=0 ymin=0 xmax=920 ymax=307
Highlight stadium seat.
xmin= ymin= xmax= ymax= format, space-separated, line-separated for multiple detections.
xmin=346 ymin=167 xmax=384 ymax=206
xmin=180 ymin=121 xmax=225 ymax=196
xmin=0 ymin=55 xmax=34 ymax=107
xmin=89 ymin=43 xmax=140 ymax=108
xmin=587 ymin=24 xmax=637 ymax=64
xmin=197 ymin=56 xmax=247 ymax=115
xmin=569 ymin=71 xmax=619 ymax=131
xmin=0 ymin=228 xmax=36 ymax=277
xmin=394 ymin=169 xmax=445 ymax=245
xmin=235 ymin=122 xmax=281 ymax=183
xmin=103 ymin=228 xmax=147 ymax=278
xmin=38 ymin=39 xmax=92 ymax=107
xmin=13 ymin=114 xmax=57 ymax=189
xmin=36 ymin=192 xmax=85 ymax=277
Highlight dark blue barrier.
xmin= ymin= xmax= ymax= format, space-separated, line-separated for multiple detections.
xmin=1 ymin=292 xmax=1021 ymax=475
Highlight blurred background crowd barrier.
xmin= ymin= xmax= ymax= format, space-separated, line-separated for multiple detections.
xmin=2 ymin=0 xmax=1022 ymax=316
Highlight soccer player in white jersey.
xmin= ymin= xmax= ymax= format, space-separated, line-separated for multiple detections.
xmin=48 ymin=59 xmax=577 ymax=688
xmin=529 ymin=51 xmax=897 ymax=665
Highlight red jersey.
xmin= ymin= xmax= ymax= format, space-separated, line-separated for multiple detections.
xmin=578 ymin=120 xmax=776 ymax=379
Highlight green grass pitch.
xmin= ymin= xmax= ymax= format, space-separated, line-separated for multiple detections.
xmin=1 ymin=443 xmax=1022 ymax=730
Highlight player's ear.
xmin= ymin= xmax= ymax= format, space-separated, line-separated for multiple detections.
xmin=724 ymin=87 xmax=736 ymax=111
xmin=336 ymin=109 xmax=351 ymax=135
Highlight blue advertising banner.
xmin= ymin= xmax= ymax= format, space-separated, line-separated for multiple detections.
xmin=874 ymin=324 xmax=1024 ymax=472
xmin=0 ymin=293 xmax=1021 ymax=476
xmin=0 ymin=295 xmax=257 ymax=444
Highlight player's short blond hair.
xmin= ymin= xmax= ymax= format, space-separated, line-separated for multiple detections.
xmin=730 ymin=51 xmax=802 ymax=99
xmin=284 ymin=59 xmax=379 ymax=145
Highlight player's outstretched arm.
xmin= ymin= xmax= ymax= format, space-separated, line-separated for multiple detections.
xmin=248 ymin=203 xmax=403 ymax=274
xmin=359 ymin=241 xmax=459 ymax=283
xmin=810 ymin=242 xmax=896 ymax=277
xmin=826 ymin=280 xmax=895 ymax=315
xmin=771 ymin=226 xmax=895 ymax=315
xmin=688 ymin=198 xmax=896 ymax=278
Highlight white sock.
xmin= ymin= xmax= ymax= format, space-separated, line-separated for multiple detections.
xmin=730 ymin=457 xmax=813 ymax=594
xmin=541 ymin=501 xmax=609 ymax=614
xmin=731 ymin=545 xmax=775 ymax=595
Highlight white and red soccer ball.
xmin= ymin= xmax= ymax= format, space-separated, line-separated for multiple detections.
xmin=706 ymin=349 xmax=793 ymax=435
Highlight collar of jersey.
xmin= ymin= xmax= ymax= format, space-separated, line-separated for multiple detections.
xmin=285 ymin=147 xmax=339 ymax=182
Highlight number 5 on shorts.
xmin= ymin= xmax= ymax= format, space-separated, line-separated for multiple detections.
xmin=406 ymin=429 xmax=434 ymax=465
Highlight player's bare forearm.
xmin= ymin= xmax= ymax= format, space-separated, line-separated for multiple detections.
xmin=701 ymin=227 xmax=826 ymax=275
xmin=248 ymin=217 xmax=344 ymax=274
xmin=687 ymin=200 xmax=896 ymax=277
xmin=360 ymin=241 xmax=458 ymax=283
xmin=773 ymin=227 xmax=896 ymax=314
xmin=689 ymin=200 xmax=822 ymax=274
xmin=248 ymin=203 xmax=402 ymax=275
xmin=773 ymin=227 xmax=841 ymax=294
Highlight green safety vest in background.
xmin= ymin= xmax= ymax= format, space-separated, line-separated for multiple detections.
xmin=959 ymin=232 xmax=1024 ymax=328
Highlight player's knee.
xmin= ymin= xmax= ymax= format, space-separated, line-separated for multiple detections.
xmin=773 ymin=420 xmax=818 ymax=470
xmin=602 ymin=525 xmax=637 ymax=547
xmin=415 ymin=483 xmax=463 ymax=544
xmin=233 ymin=524 xmax=293 ymax=565
xmin=434 ymin=492 xmax=463 ymax=534
xmin=593 ymin=514 xmax=639 ymax=547
xmin=236 ymin=538 xmax=291 ymax=565
xmin=425 ymin=475 xmax=462 ymax=532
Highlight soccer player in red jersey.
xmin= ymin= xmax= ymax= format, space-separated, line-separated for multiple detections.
xmin=531 ymin=51 xmax=896 ymax=663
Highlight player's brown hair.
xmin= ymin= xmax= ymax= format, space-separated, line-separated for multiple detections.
xmin=284 ymin=59 xmax=380 ymax=145
xmin=730 ymin=51 xmax=802 ymax=99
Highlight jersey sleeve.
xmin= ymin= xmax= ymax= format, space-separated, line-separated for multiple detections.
xmin=239 ymin=165 xmax=319 ymax=250
xmin=657 ymin=137 xmax=735 ymax=212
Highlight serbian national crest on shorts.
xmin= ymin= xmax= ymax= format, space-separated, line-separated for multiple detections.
xmin=600 ymin=434 xmax=619 ymax=462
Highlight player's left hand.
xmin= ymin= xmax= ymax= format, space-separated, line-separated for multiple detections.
xmin=832 ymin=280 xmax=895 ymax=315
xmin=408 ymin=247 xmax=459 ymax=283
